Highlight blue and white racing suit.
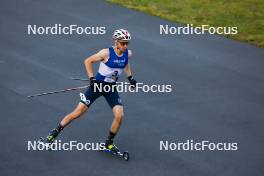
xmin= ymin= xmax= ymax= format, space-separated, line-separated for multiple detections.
xmin=80 ymin=47 xmax=128 ymax=108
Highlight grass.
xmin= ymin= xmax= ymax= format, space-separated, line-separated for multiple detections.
xmin=107 ymin=0 xmax=264 ymax=47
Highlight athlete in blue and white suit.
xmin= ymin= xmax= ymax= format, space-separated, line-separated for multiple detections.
xmin=44 ymin=29 xmax=137 ymax=152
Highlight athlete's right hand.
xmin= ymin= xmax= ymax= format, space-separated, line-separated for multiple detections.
xmin=89 ymin=77 xmax=98 ymax=91
xmin=89 ymin=77 xmax=97 ymax=86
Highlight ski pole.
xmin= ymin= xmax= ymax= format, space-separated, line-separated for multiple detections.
xmin=27 ymin=85 xmax=90 ymax=98
xmin=70 ymin=77 xmax=124 ymax=84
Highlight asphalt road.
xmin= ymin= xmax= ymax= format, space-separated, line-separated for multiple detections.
xmin=1 ymin=0 xmax=264 ymax=176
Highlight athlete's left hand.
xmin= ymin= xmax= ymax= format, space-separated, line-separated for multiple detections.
xmin=128 ymin=76 xmax=137 ymax=87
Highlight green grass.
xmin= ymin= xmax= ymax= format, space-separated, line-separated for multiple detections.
xmin=107 ymin=0 xmax=264 ymax=47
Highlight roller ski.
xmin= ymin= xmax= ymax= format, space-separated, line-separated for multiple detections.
xmin=101 ymin=139 xmax=130 ymax=161
xmin=37 ymin=126 xmax=61 ymax=150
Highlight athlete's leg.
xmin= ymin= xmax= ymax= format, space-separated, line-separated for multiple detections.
xmin=110 ymin=105 xmax=124 ymax=134
xmin=45 ymin=102 xmax=88 ymax=143
xmin=60 ymin=102 xmax=88 ymax=127
xmin=45 ymin=86 xmax=101 ymax=143
xmin=103 ymin=87 xmax=123 ymax=150
xmin=105 ymin=105 xmax=124 ymax=151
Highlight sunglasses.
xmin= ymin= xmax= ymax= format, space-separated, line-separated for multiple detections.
xmin=118 ymin=41 xmax=129 ymax=46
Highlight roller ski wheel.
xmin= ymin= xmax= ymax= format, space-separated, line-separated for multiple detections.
xmin=100 ymin=142 xmax=130 ymax=161
xmin=36 ymin=137 xmax=53 ymax=150
xmin=122 ymin=151 xmax=130 ymax=161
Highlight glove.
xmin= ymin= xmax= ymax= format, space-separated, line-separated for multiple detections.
xmin=127 ymin=75 xmax=137 ymax=87
xmin=89 ymin=77 xmax=97 ymax=88
xmin=89 ymin=76 xmax=96 ymax=86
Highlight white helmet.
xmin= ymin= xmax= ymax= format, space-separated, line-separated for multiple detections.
xmin=113 ymin=29 xmax=131 ymax=41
